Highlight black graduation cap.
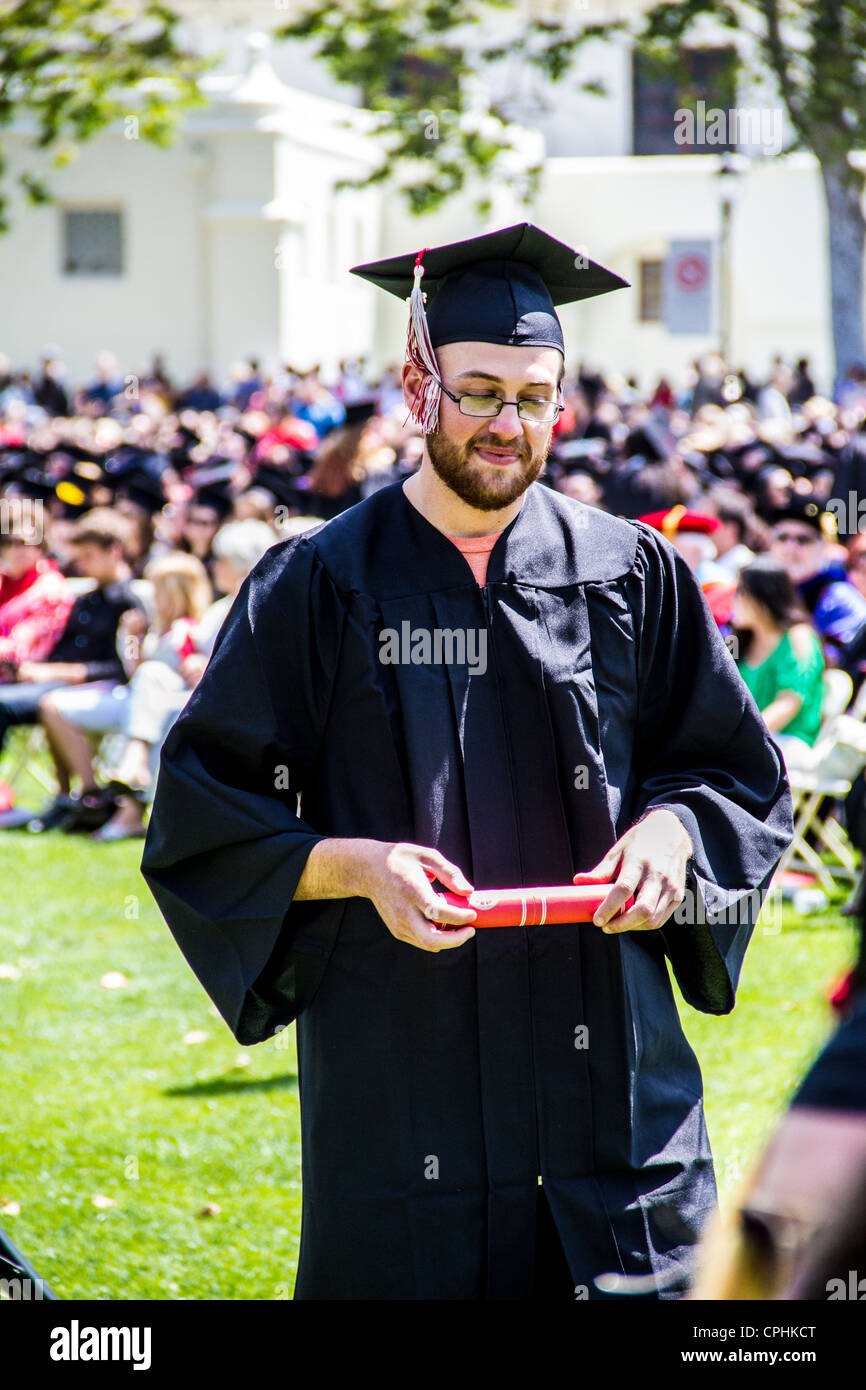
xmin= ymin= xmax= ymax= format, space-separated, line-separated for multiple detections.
xmin=350 ymin=223 xmax=628 ymax=433
xmin=778 ymin=441 xmax=835 ymax=472
xmin=192 ymin=477 xmax=235 ymax=520
xmin=624 ymin=420 xmax=671 ymax=464
xmin=183 ymin=458 xmax=237 ymax=490
xmin=0 ymin=447 xmax=108 ymax=516
xmin=44 ymin=441 xmax=97 ymax=465
xmin=251 ymin=464 xmax=315 ymax=514
xmin=0 ymin=447 xmax=43 ymax=485
xmin=102 ymin=448 xmax=168 ymax=515
xmin=5 ymin=464 xmax=56 ymax=505
xmin=770 ymin=495 xmax=829 ymax=534
xmin=342 ymin=397 xmax=378 ymax=429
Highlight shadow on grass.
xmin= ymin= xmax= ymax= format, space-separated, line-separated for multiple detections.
xmin=165 ymin=1072 xmax=298 ymax=1098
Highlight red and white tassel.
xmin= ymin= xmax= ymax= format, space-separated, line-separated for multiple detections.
xmin=404 ymin=247 xmax=440 ymax=434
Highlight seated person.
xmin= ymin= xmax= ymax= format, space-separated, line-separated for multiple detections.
xmin=0 ymin=502 xmax=73 ymax=683
xmin=732 ymin=556 xmax=825 ymax=769
xmin=0 ymin=508 xmax=144 ymax=758
xmin=771 ymin=496 xmax=866 ymax=681
xmin=637 ymin=507 xmax=737 ymax=629
xmin=34 ymin=551 xmax=212 ymax=831
xmin=95 ymin=519 xmax=278 ymax=840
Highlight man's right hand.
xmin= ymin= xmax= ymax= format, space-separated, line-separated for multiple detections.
xmin=294 ymin=838 xmax=477 ymax=953
xmin=364 ymin=841 xmax=477 ymax=953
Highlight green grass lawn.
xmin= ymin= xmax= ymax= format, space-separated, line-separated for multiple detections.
xmin=0 ymin=831 xmax=858 ymax=1300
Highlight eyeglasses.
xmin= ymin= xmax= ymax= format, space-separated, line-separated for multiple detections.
xmin=429 ymin=372 xmax=564 ymax=424
xmin=775 ymin=531 xmax=819 ymax=546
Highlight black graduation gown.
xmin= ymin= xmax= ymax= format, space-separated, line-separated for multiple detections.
xmin=140 ymin=479 xmax=794 ymax=1300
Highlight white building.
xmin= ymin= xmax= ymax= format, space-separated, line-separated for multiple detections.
xmin=0 ymin=2 xmax=857 ymax=394
xmin=1 ymin=31 xmax=381 ymax=382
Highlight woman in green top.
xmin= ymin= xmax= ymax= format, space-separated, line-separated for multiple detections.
xmin=732 ymin=557 xmax=825 ymax=769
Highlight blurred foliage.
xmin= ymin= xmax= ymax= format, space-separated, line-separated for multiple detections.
xmin=637 ymin=1 xmax=866 ymax=177
xmin=0 ymin=0 xmax=213 ymax=233
xmin=278 ymin=0 xmax=866 ymax=211
xmin=276 ymin=0 xmax=622 ymax=216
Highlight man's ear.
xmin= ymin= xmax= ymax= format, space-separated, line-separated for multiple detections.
xmin=402 ymin=360 xmax=425 ymax=414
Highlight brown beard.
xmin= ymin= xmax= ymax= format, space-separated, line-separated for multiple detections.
xmin=425 ymin=425 xmax=549 ymax=511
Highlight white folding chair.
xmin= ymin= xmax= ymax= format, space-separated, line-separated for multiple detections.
xmin=778 ymin=714 xmax=866 ymax=893
xmin=1 ymin=723 xmax=57 ymax=798
xmin=848 ymin=673 xmax=866 ymax=722
xmin=819 ymin=669 xmax=854 ymax=731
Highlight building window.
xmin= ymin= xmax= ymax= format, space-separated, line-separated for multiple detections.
xmin=62 ymin=209 xmax=124 ymax=275
xmin=632 ymin=46 xmax=737 ymax=155
xmin=638 ymin=260 xmax=663 ymax=321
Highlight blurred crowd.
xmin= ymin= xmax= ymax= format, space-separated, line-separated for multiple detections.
xmin=3 ymin=344 xmax=866 ymax=837
xmin=3 ymin=342 xmax=866 ymax=1306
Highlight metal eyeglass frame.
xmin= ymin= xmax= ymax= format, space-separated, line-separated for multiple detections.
xmin=425 ymin=370 xmax=565 ymax=424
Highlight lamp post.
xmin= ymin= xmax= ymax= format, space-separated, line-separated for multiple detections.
xmin=716 ymin=152 xmax=748 ymax=368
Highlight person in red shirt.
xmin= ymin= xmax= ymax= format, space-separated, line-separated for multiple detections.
xmin=0 ymin=503 xmax=72 ymax=679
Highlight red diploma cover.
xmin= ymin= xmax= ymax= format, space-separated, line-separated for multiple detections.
xmin=437 ymin=884 xmax=634 ymax=927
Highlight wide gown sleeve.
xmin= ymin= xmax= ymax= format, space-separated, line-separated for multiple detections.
xmin=140 ymin=537 xmax=346 ymax=1044
xmin=625 ymin=522 xmax=795 ymax=1015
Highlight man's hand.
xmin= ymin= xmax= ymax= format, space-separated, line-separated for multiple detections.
xmin=364 ymin=842 xmax=477 ymax=953
xmin=294 ymin=838 xmax=477 ymax=953
xmin=572 ymin=808 xmax=693 ymax=933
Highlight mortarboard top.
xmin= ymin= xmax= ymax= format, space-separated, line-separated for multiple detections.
xmin=101 ymin=452 xmax=167 ymax=515
xmin=251 ymin=464 xmax=306 ymax=512
xmin=191 ymin=478 xmax=235 ymax=520
xmin=341 ymin=397 xmax=378 ymax=429
xmin=183 ymin=458 xmax=237 ymax=491
xmin=350 ymin=223 xmax=628 ymax=434
xmin=5 ymin=465 xmax=56 ymax=505
xmin=0 ymin=447 xmax=112 ymax=517
xmin=770 ymin=496 xmax=830 ymax=535
xmin=778 ymin=441 xmax=835 ymax=471
xmin=350 ymin=223 xmax=628 ymax=325
xmin=0 ymin=446 xmax=42 ymax=483
xmin=625 ymin=421 xmax=670 ymax=464
xmin=54 ymin=460 xmax=107 ymax=517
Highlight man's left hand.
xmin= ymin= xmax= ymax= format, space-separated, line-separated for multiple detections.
xmin=572 ymin=808 xmax=693 ymax=933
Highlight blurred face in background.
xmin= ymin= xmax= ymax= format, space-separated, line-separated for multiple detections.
xmin=114 ymin=499 xmax=152 ymax=564
xmin=71 ymin=539 xmax=125 ymax=586
xmin=558 ymin=471 xmax=602 ymax=506
xmin=212 ymin=554 xmax=240 ymax=598
xmin=847 ymin=534 xmax=866 ymax=596
xmin=671 ymin=532 xmax=716 ymax=575
xmin=712 ymin=518 xmax=741 ymax=558
xmin=731 ymin=586 xmax=764 ymax=631
xmin=183 ymin=504 xmax=221 ymax=557
xmin=764 ymin=468 xmax=794 ymax=509
xmin=0 ymin=534 xmax=43 ymax=580
xmin=772 ymin=520 xmax=824 ymax=584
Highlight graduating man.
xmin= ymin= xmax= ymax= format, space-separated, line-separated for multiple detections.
xmin=141 ymin=224 xmax=793 ymax=1300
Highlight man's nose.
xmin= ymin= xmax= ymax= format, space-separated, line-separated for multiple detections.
xmin=484 ymin=403 xmax=524 ymax=438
